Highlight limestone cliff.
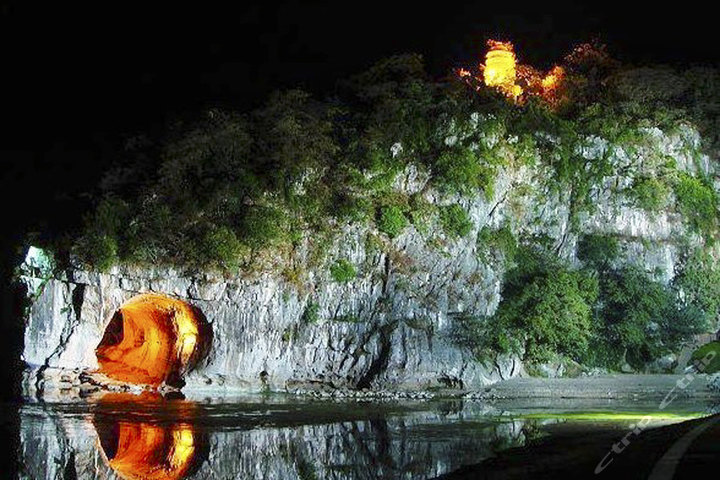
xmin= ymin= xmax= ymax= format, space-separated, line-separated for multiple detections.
xmin=19 ymin=121 xmax=714 ymax=399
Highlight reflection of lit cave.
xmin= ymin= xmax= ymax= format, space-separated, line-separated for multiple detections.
xmin=95 ymin=294 xmax=211 ymax=388
xmin=95 ymin=393 xmax=208 ymax=480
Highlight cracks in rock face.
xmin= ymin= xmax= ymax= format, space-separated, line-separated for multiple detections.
xmin=355 ymin=322 xmax=397 ymax=390
xmin=555 ymin=229 xmax=571 ymax=256
xmin=71 ymin=284 xmax=86 ymax=323
xmin=486 ymin=192 xmax=508 ymax=224
xmin=62 ymin=450 xmax=78 ymax=480
xmin=382 ymin=254 xmax=391 ymax=296
xmin=493 ymin=356 xmax=520 ymax=380
xmin=510 ymin=357 xmax=519 ymax=377
xmin=34 ymin=283 xmax=86 ymax=399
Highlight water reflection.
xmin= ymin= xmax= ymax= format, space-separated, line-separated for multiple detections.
xmin=16 ymin=396 xmax=712 ymax=480
xmin=94 ymin=393 xmax=207 ymax=480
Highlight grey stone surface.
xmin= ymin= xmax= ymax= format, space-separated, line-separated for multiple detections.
xmin=19 ymin=124 xmax=713 ymax=398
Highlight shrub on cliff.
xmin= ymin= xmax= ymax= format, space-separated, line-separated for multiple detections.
xmin=477 ymin=226 xmax=518 ymax=265
xmin=252 ymin=89 xmax=339 ymax=195
xmin=74 ymin=196 xmax=129 ymax=271
xmin=588 ymin=266 xmax=706 ymax=369
xmin=330 ymin=259 xmax=357 ymax=283
xmin=627 ymin=176 xmax=672 ymax=212
xmin=376 ymin=205 xmax=408 ymax=239
xmin=674 ymin=250 xmax=720 ymax=327
xmin=674 ymin=173 xmax=718 ymax=240
xmin=77 ymin=233 xmax=119 ymax=272
xmin=342 ymin=54 xmax=436 ymax=162
xmin=432 ymin=147 xmax=495 ymax=197
xmin=439 ymin=204 xmax=473 ymax=238
xmin=239 ymin=205 xmax=288 ymax=250
xmin=577 ymin=233 xmax=619 ymax=272
xmin=487 ymin=248 xmax=599 ymax=363
xmin=199 ymin=226 xmax=245 ymax=271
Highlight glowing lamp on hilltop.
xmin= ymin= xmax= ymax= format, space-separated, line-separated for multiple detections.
xmin=458 ymin=39 xmax=568 ymax=106
xmin=482 ymin=40 xmax=522 ymax=98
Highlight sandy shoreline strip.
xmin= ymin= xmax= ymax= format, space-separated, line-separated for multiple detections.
xmin=474 ymin=374 xmax=716 ymax=400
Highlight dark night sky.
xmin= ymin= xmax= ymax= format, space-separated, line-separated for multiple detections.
xmin=1 ymin=0 xmax=718 ymax=240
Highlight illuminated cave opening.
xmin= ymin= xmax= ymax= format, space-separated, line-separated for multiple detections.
xmin=95 ymin=393 xmax=207 ymax=480
xmin=95 ymin=294 xmax=211 ymax=388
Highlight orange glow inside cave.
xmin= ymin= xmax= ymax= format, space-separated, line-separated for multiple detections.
xmin=96 ymin=393 xmax=202 ymax=480
xmin=105 ymin=421 xmax=196 ymax=480
xmin=95 ymin=294 xmax=209 ymax=387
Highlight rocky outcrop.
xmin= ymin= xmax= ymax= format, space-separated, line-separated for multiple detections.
xmin=19 ymin=123 xmax=713 ymax=399
xmin=21 ymin=258 xmax=520 ymax=399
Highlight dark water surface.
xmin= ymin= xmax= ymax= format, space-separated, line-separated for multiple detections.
xmin=6 ymin=394 xmax=717 ymax=479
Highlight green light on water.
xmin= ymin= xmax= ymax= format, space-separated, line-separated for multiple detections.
xmin=516 ymin=411 xmax=706 ymax=422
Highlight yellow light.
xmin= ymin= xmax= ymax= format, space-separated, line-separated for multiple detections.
xmin=174 ymin=306 xmax=200 ymax=366
xmin=103 ymin=422 xmax=197 ymax=480
xmin=169 ymin=427 xmax=196 ymax=470
xmin=541 ymin=66 xmax=565 ymax=92
xmin=483 ymin=40 xmax=521 ymax=98
xmin=95 ymin=294 xmax=206 ymax=387
xmin=458 ymin=39 xmax=567 ymax=107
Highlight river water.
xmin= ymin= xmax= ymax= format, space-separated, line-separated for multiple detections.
xmin=6 ymin=394 xmax=717 ymax=479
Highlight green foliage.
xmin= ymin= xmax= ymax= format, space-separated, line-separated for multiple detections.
xmin=439 ymin=204 xmax=473 ymax=238
xmin=674 ymin=250 xmax=720 ymax=327
xmin=329 ymin=258 xmax=357 ymax=283
xmin=407 ymin=194 xmax=436 ymax=234
xmin=690 ymin=341 xmax=720 ymax=374
xmin=253 ymin=89 xmax=339 ymax=193
xmin=508 ymin=102 xmax=616 ymax=221
xmin=199 ymin=226 xmax=244 ymax=271
xmin=485 ymin=248 xmax=599 ymax=363
xmin=628 ymin=176 xmax=671 ymax=211
xmin=587 ymin=266 xmax=706 ymax=369
xmin=577 ymin=234 xmax=619 ymax=271
xmin=75 ymin=196 xmax=129 ymax=271
xmin=477 ymin=226 xmax=517 ymax=264
xmin=470 ymin=242 xmax=706 ymax=370
xmin=344 ymin=54 xmax=436 ymax=160
xmin=78 ymin=233 xmax=119 ymax=272
xmin=376 ymin=205 xmax=408 ymax=238
xmin=432 ymin=147 xmax=495 ymax=197
xmin=609 ymin=66 xmax=720 ymax=147
xmin=334 ymin=194 xmax=374 ymax=224
xmin=240 ymin=205 xmax=288 ymax=249
xmin=674 ymin=173 xmax=718 ymax=239
xmin=301 ymin=301 xmax=320 ymax=324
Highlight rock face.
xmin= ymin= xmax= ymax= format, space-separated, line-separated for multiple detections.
xmin=21 ymin=260 xmax=521 ymax=398
xmin=19 ymin=124 xmax=712 ymax=399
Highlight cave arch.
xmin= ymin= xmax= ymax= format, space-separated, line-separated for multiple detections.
xmin=94 ymin=392 xmax=208 ymax=480
xmin=95 ymin=294 xmax=211 ymax=387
